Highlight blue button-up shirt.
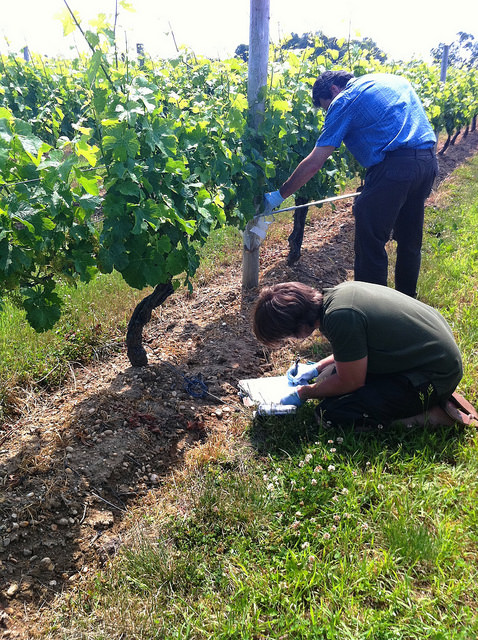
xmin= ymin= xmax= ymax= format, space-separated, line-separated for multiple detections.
xmin=316 ymin=73 xmax=436 ymax=168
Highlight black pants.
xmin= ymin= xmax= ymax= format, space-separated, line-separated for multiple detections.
xmin=353 ymin=148 xmax=438 ymax=297
xmin=315 ymin=373 xmax=458 ymax=429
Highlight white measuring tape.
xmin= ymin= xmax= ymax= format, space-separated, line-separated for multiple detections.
xmin=247 ymin=191 xmax=360 ymax=245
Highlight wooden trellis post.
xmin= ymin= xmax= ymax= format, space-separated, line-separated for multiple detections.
xmin=242 ymin=0 xmax=270 ymax=289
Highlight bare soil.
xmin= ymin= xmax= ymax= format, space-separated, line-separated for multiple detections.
xmin=1 ymin=131 xmax=478 ymax=638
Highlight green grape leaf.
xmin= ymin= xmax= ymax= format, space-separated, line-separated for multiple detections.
xmin=21 ymin=284 xmax=62 ymax=332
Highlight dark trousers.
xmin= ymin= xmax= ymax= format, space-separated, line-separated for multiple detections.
xmin=353 ymin=148 xmax=438 ymax=297
xmin=316 ymin=374 xmax=449 ymax=428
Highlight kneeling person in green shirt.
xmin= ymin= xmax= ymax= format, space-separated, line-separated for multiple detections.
xmin=253 ymin=281 xmax=464 ymax=428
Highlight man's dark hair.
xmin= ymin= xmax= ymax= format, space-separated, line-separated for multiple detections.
xmin=253 ymin=282 xmax=323 ymax=347
xmin=312 ymin=70 xmax=354 ymax=107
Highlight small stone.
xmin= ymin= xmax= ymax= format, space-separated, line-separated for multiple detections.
xmin=23 ymin=548 xmax=33 ymax=557
xmin=40 ymin=557 xmax=55 ymax=571
xmin=150 ymin=474 xmax=159 ymax=484
xmin=6 ymin=583 xmax=19 ymax=597
xmin=57 ymin=518 xmax=69 ymax=527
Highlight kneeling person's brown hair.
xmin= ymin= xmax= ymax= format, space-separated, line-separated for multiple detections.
xmin=253 ymin=282 xmax=323 ymax=346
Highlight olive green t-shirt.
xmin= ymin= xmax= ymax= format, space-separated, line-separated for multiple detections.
xmin=319 ymin=282 xmax=462 ymax=397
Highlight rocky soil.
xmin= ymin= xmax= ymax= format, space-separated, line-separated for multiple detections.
xmin=1 ymin=130 xmax=477 ymax=638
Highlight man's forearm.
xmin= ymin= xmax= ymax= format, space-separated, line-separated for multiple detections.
xmin=280 ymin=158 xmax=322 ymax=199
xmin=279 ymin=146 xmax=335 ymax=199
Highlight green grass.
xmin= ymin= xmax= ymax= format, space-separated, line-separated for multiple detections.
xmin=35 ymin=155 xmax=478 ymax=638
xmin=46 ymin=420 xmax=478 ymax=639
xmin=419 ymin=160 xmax=478 ymax=404
xmin=0 ymin=271 xmax=147 ymax=421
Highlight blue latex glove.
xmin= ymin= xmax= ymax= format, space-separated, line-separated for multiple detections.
xmin=279 ymin=389 xmax=303 ymax=407
xmin=262 ymin=190 xmax=284 ymax=215
xmin=287 ymin=361 xmax=319 ymax=386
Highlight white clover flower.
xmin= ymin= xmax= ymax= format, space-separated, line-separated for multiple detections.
xmin=344 ymin=512 xmax=351 ymax=519
xmin=308 ymin=555 xmax=316 ymax=564
xmin=291 ymin=479 xmax=296 ymax=487
xmin=314 ymin=465 xmax=323 ymax=473
xmin=263 ymin=474 xmax=268 ymax=482
xmin=362 ymin=523 xmax=369 ymax=531
xmin=323 ymin=532 xmax=331 ymax=540
xmin=304 ymin=454 xmax=313 ymax=463
xmin=291 ymin=520 xmax=300 ymax=530
xmin=328 ymin=439 xmax=334 ymax=444
xmin=333 ymin=514 xmax=341 ymax=522
xmin=341 ymin=488 xmax=349 ymax=495
xmin=299 ymin=461 xmax=304 ymax=468
xmin=332 ymin=495 xmax=339 ymax=503
xmin=336 ymin=437 xmax=344 ymax=444
xmin=267 ymin=483 xmax=275 ymax=491
xmin=301 ymin=541 xmax=310 ymax=549
xmin=311 ymin=478 xmax=317 ymax=485
xmin=295 ymin=511 xmax=302 ymax=517
xmin=331 ymin=525 xmax=337 ymax=532
xmin=377 ymin=484 xmax=384 ymax=490
xmin=329 ymin=448 xmax=336 ymax=453
xmin=328 ymin=465 xmax=335 ymax=472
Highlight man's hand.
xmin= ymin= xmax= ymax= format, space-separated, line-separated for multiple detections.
xmin=287 ymin=361 xmax=319 ymax=386
xmin=279 ymin=389 xmax=303 ymax=407
xmin=262 ymin=190 xmax=284 ymax=215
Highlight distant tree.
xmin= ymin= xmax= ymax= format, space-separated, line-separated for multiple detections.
xmin=431 ymin=32 xmax=478 ymax=69
xmin=234 ymin=31 xmax=388 ymax=64
xmin=280 ymin=31 xmax=388 ymax=63
xmin=235 ymin=44 xmax=249 ymax=62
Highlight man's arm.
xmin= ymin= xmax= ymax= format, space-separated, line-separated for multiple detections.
xmin=279 ymin=145 xmax=335 ymax=199
xmin=297 ymin=356 xmax=368 ymax=400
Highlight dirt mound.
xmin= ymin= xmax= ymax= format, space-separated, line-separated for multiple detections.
xmin=1 ymin=130 xmax=477 ymax=638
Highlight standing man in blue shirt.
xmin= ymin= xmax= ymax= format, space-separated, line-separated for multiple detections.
xmin=263 ymin=71 xmax=438 ymax=297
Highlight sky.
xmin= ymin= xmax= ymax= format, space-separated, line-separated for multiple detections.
xmin=1 ymin=0 xmax=477 ymax=63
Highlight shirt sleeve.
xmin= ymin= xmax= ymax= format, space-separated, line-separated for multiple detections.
xmin=315 ymin=97 xmax=352 ymax=149
xmin=323 ymin=308 xmax=368 ymax=362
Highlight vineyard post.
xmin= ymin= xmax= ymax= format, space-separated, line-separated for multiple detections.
xmin=242 ymin=0 xmax=270 ymax=289
xmin=440 ymin=45 xmax=450 ymax=82
xmin=435 ymin=45 xmax=450 ymax=151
